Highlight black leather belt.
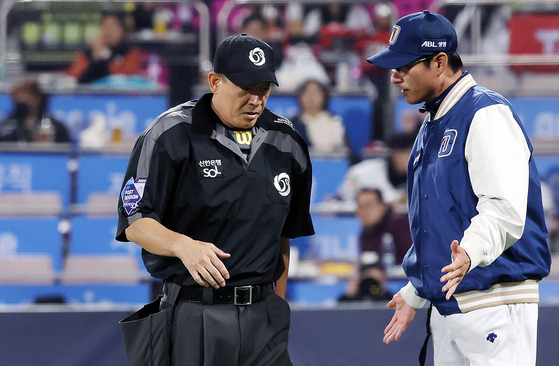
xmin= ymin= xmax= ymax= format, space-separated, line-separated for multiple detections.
xmin=179 ymin=283 xmax=276 ymax=306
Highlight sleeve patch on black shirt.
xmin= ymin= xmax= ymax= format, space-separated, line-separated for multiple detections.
xmin=121 ymin=177 xmax=147 ymax=215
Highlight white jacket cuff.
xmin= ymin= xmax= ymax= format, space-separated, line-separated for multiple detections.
xmin=399 ymin=282 xmax=427 ymax=309
xmin=459 ymin=236 xmax=485 ymax=271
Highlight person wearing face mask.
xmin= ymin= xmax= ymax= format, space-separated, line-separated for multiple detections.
xmin=0 ymin=79 xmax=70 ymax=143
xmin=117 ymin=34 xmax=314 ymax=366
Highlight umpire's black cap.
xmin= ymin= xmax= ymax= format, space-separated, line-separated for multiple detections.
xmin=214 ymin=33 xmax=279 ymax=88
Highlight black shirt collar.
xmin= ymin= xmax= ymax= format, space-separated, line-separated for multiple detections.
xmin=419 ymin=71 xmax=469 ymax=119
xmin=192 ymin=93 xmax=219 ymax=135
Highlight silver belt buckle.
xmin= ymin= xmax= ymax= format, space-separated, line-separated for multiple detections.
xmin=234 ymin=285 xmax=253 ymax=305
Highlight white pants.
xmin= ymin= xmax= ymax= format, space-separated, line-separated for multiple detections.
xmin=430 ymin=303 xmax=538 ymax=366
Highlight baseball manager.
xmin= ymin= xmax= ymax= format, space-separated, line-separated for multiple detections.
xmin=367 ymin=10 xmax=552 ymax=366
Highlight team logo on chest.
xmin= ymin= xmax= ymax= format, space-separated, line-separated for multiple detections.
xmin=438 ymin=129 xmax=458 ymax=158
xmin=198 ymin=159 xmax=225 ymax=179
xmin=273 ymin=172 xmax=290 ymax=197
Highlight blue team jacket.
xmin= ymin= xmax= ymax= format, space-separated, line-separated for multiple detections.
xmin=404 ymin=75 xmax=552 ymax=315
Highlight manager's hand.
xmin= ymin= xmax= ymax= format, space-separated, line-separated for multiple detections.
xmin=440 ymin=240 xmax=471 ymax=300
xmin=383 ymin=292 xmax=417 ymax=344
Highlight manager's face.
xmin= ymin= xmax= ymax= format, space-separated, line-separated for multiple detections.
xmin=209 ymin=72 xmax=272 ymax=130
xmin=390 ymin=55 xmax=439 ymax=105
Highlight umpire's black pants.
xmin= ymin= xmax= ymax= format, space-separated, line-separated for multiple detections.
xmin=164 ymin=290 xmax=293 ymax=366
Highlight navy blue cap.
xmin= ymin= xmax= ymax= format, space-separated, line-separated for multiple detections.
xmin=214 ymin=33 xmax=278 ymax=88
xmin=367 ymin=10 xmax=458 ymax=69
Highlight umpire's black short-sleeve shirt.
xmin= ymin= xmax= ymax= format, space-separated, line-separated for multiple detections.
xmin=116 ymin=93 xmax=314 ymax=286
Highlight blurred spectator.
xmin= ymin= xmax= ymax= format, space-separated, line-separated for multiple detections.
xmin=129 ymin=3 xmax=155 ymax=31
xmin=67 ymin=12 xmax=142 ymax=84
xmin=241 ymin=12 xmax=269 ymax=40
xmin=260 ymin=4 xmax=285 ymax=40
xmin=210 ymin=1 xmax=257 ymax=34
xmin=338 ymin=262 xmax=392 ymax=303
xmin=0 ymin=79 xmax=70 ymax=143
xmin=128 ymin=2 xmax=198 ymax=34
xmin=305 ymin=4 xmax=375 ymax=79
xmin=240 ymin=12 xmax=284 ymax=68
xmin=356 ymin=2 xmax=397 ymax=141
xmin=284 ymin=4 xmax=306 ymax=41
xmin=275 ymin=42 xmax=330 ymax=92
xmin=355 ymin=2 xmax=395 ymax=56
xmin=291 ymin=79 xmax=353 ymax=158
xmin=303 ymin=4 xmax=374 ymax=37
xmin=336 ymin=131 xmax=417 ymax=209
xmin=355 ymin=188 xmax=411 ymax=267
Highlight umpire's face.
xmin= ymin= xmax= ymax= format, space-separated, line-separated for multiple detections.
xmin=209 ymin=72 xmax=272 ymax=130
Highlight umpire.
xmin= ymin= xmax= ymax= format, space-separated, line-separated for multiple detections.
xmin=116 ymin=34 xmax=314 ymax=366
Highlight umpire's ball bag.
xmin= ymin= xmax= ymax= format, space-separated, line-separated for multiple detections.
xmin=119 ymin=295 xmax=173 ymax=366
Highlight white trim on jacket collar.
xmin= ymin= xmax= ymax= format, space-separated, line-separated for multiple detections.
xmin=433 ymin=74 xmax=477 ymax=120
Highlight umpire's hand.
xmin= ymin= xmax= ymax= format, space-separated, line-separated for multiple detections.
xmin=176 ymin=237 xmax=231 ymax=288
xmin=125 ymin=217 xmax=230 ymax=289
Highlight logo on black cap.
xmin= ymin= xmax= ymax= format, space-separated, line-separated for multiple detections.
xmin=249 ymin=47 xmax=266 ymax=66
xmin=214 ymin=33 xmax=278 ymax=88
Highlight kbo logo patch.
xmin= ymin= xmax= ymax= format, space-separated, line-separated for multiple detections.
xmin=121 ymin=177 xmax=146 ymax=216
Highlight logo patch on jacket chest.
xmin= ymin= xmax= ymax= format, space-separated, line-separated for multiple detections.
xmin=438 ymin=129 xmax=458 ymax=158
